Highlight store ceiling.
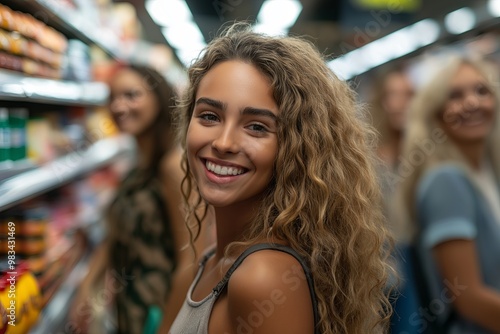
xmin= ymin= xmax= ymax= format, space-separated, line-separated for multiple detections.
xmin=119 ymin=0 xmax=483 ymax=65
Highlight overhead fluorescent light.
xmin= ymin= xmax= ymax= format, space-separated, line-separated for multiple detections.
xmin=444 ymin=7 xmax=476 ymax=34
xmin=488 ymin=0 xmax=500 ymax=17
xmin=145 ymin=0 xmax=193 ymax=27
xmin=252 ymin=24 xmax=287 ymax=36
xmin=255 ymin=0 xmax=302 ymax=35
xmin=162 ymin=23 xmax=205 ymax=49
xmin=411 ymin=19 xmax=441 ymax=46
xmin=146 ymin=0 xmax=206 ymax=67
xmin=328 ymin=19 xmax=440 ymax=80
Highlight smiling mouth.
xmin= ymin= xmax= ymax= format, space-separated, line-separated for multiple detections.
xmin=462 ymin=115 xmax=487 ymax=126
xmin=113 ymin=113 xmax=130 ymax=123
xmin=204 ymin=159 xmax=247 ymax=176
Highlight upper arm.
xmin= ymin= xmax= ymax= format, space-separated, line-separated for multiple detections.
xmin=227 ymin=251 xmax=315 ymax=334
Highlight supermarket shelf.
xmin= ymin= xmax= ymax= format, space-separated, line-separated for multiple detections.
xmin=29 ymin=252 xmax=89 ymax=334
xmin=0 ymin=159 xmax=37 ymax=181
xmin=0 ymin=135 xmax=136 ymax=212
xmin=0 ymin=69 xmax=109 ymax=106
xmin=0 ymin=0 xmax=123 ymax=60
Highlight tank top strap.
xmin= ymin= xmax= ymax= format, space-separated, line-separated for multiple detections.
xmin=212 ymin=243 xmax=320 ymax=334
xmin=199 ymin=247 xmax=217 ymax=267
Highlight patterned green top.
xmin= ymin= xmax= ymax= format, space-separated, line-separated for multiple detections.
xmin=106 ymin=167 xmax=176 ymax=334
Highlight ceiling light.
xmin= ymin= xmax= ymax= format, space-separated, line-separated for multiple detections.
xmin=487 ymin=0 xmax=500 ymax=17
xmin=327 ymin=18 xmax=440 ymax=81
xmin=255 ymin=0 xmax=302 ymax=35
xmin=145 ymin=0 xmax=193 ymax=27
xmin=253 ymin=23 xmax=287 ymax=36
xmin=162 ymin=24 xmax=205 ymax=49
xmin=444 ymin=7 xmax=476 ymax=34
xmin=411 ymin=19 xmax=441 ymax=46
xmin=146 ymin=0 xmax=207 ymax=67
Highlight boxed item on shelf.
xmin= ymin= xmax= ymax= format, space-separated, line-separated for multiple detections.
xmin=0 ymin=4 xmax=67 ymax=79
xmin=62 ymin=39 xmax=92 ymax=82
xmin=0 ymin=108 xmax=8 ymax=163
xmin=0 ymin=108 xmax=27 ymax=163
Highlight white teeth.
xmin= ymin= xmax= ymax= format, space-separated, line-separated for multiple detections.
xmin=206 ymin=161 xmax=244 ymax=176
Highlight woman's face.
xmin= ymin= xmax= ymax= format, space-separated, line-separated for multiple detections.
xmin=382 ymin=72 xmax=414 ymax=132
xmin=186 ymin=60 xmax=279 ymax=209
xmin=440 ymin=63 xmax=496 ymax=145
xmin=108 ymin=68 xmax=160 ymax=136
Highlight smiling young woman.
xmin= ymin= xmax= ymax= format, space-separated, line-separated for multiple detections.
xmin=167 ymin=23 xmax=394 ymax=334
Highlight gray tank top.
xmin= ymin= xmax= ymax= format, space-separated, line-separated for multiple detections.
xmin=169 ymin=243 xmax=319 ymax=334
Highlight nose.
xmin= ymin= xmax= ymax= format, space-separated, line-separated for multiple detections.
xmin=109 ymin=95 xmax=128 ymax=115
xmin=211 ymin=123 xmax=240 ymax=154
xmin=463 ymin=91 xmax=480 ymax=111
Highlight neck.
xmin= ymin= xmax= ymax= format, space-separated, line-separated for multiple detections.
xmin=379 ymin=129 xmax=403 ymax=167
xmin=213 ymin=201 xmax=258 ymax=259
xmin=459 ymin=141 xmax=486 ymax=170
xmin=135 ymin=133 xmax=155 ymax=169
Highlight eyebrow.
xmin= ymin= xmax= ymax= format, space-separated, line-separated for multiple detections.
xmin=195 ymin=97 xmax=277 ymax=122
xmin=241 ymin=106 xmax=277 ymax=122
xmin=196 ymin=97 xmax=226 ymax=110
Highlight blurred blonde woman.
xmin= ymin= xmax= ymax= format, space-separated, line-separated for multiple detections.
xmin=396 ymin=56 xmax=500 ymax=333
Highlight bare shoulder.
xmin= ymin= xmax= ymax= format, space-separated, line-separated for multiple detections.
xmin=226 ymin=249 xmax=315 ymax=334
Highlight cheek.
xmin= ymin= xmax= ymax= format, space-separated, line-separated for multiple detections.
xmin=484 ymin=99 xmax=496 ymax=115
xmin=251 ymin=141 xmax=277 ymax=174
xmin=442 ymin=104 xmax=461 ymax=125
xmin=186 ymin=124 xmax=201 ymax=160
xmin=143 ymin=101 xmax=160 ymax=121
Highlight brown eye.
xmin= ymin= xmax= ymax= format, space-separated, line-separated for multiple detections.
xmin=125 ymin=90 xmax=142 ymax=100
xmin=475 ymin=85 xmax=491 ymax=97
xmin=448 ymin=89 xmax=463 ymax=101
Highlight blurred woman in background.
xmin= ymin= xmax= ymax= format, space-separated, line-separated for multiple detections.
xmin=370 ymin=65 xmax=414 ymax=230
xmin=369 ymin=65 xmax=421 ymax=333
xmin=70 ymin=64 xmax=211 ymax=334
xmin=397 ymin=56 xmax=500 ymax=333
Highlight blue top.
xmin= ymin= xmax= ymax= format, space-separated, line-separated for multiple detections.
xmin=415 ymin=164 xmax=500 ymax=334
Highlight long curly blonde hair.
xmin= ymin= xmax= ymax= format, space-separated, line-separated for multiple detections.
xmin=395 ymin=55 xmax=500 ymax=242
xmin=176 ymin=23 xmax=393 ymax=334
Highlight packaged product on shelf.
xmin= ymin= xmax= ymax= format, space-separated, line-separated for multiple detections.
xmin=0 ymin=262 xmax=42 ymax=333
xmin=86 ymin=107 xmax=120 ymax=140
xmin=7 ymin=109 xmax=27 ymax=162
xmin=0 ymin=203 xmax=49 ymax=277
xmin=0 ymin=278 xmax=8 ymax=334
xmin=0 ymin=5 xmax=14 ymax=31
xmin=0 ymin=295 xmax=6 ymax=334
xmin=0 ymin=51 xmax=22 ymax=72
xmin=0 ymin=108 xmax=9 ymax=163
xmin=0 ymin=4 xmax=67 ymax=79
xmin=62 ymin=39 xmax=91 ymax=82
xmin=26 ymin=116 xmax=55 ymax=164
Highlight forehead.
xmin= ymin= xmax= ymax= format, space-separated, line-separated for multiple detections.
xmin=196 ymin=61 xmax=276 ymax=108
xmin=110 ymin=69 xmax=145 ymax=89
xmin=385 ymin=72 xmax=412 ymax=88
xmin=450 ymin=64 xmax=486 ymax=86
